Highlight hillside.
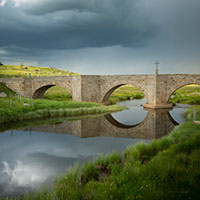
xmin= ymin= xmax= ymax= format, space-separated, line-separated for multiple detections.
xmin=0 ymin=64 xmax=78 ymax=77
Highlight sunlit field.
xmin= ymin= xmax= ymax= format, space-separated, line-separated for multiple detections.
xmin=0 ymin=64 xmax=78 ymax=77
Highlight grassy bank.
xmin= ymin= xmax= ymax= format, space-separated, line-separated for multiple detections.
xmin=9 ymin=121 xmax=199 ymax=200
xmin=0 ymin=113 xmax=109 ymax=133
xmin=109 ymin=85 xmax=144 ymax=104
xmin=169 ymin=84 xmax=200 ymax=105
xmin=0 ymin=64 xmax=78 ymax=77
xmin=184 ymin=105 xmax=200 ymax=121
xmin=0 ymin=97 xmax=124 ymax=124
xmin=44 ymin=86 xmax=72 ymax=101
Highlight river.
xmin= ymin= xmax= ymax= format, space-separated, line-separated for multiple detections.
xmin=0 ymin=99 xmax=189 ymax=197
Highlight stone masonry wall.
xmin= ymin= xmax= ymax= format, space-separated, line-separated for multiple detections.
xmin=1 ymin=74 xmax=200 ymax=108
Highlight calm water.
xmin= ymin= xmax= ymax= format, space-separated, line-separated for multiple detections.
xmin=0 ymin=99 xmax=188 ymax=197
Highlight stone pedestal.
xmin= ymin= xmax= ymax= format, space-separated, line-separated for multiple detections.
xmin=143 ymin=103 xmax=173 ymax=109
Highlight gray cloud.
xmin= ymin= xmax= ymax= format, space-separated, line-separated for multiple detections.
xmin=0 ymin=0 xmax=200 ymax=74
xmin=0 ymin=0 xmax=156 ymax=50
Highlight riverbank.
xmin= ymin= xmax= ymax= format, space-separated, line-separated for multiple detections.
xmin=0 ymin=97 xmax=125 ymax=124
xmin=184 ymin=105 xmax=200 ymax=121
xmin=10 ymin=121 xmax=199 ymax=200
xmin=109 ymin=85 xmax=144 ymax=104
xmin=169 ymin=84 xmax=200 ymax=105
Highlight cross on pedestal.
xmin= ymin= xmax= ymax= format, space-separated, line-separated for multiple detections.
xmin=154 ymin=60 xmax=160 ymax=74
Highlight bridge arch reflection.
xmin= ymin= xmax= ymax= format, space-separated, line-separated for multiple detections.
xmin=22 ymin=108 xmax=178 ymax=140
xmin=104 ymin=114 xmax=140 ymax=129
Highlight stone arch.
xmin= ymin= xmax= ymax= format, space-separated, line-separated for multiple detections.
xmin=33 ymin=85 xmax=54 ymax=99
xmin=167 ymin=83 xmax=200 ymax=102
xmin=0 ymin=81 xmax=17 ymax=96
xmin=102 ymin=84 xmax=124 ymax=104
xmin=167 ymin=111 xmax=179 ymax=126
xmin=101 ymin=82 xmax=147 ymax=104
xmin=32 ymin=83 xmax=72 ymax=99
xmin=104 ymin=113 xmax=141 ymax=129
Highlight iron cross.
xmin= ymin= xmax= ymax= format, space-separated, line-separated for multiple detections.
xmin=154 ymin=60 xmax=160 ymax=74
xmin=154 ymin=60 xmax=160 ymax=68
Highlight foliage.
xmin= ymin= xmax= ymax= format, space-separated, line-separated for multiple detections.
xmin=0 ymin=83 xmax=16 ymax=96
xmin=44 ymin=86 xmax=72 ymax=101
xmin=109 ymin=85 xmax=144 ymax=104
xmin=0 ymin=96 xmax=124 ymax=124
xmin=169 ymin=84 xmax=200 ymax=105
xmin=184 ymin=105 xmax=200 ymax=121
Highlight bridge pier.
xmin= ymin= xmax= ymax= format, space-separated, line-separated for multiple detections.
xmin=143 ymin=103 xmax=173 ymax=109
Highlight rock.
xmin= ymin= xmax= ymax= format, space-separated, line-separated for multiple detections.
xmin=0 ymin=92 xmax=7 ymax=97
xmin=23 ymin=103 xmax=31 ymax=106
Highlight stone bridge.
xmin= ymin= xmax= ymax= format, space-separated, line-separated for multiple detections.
xmin=1 ymin=73 xmax=200 ymax=108
xmin=21 ymin=108 xmax=177 ymax=139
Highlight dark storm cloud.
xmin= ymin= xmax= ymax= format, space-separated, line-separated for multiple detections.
xmin=0 ymin=0 xmax=156 ymax=50
xmin=21 ymin=0 xmax=102 ymax=15
xmin=0 ymin=1 xmax=155 ymax=50
xmin=0 ymin=0 xmax=200 ymax=74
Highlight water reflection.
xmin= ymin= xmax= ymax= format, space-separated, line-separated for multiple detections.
xmin=0 ymin=130 xmax=148 ymax=197
xmin=169 ymin=103 xmax=190 ymax=124
xmin=111 ymin=99 xmax=147 ymax=126
xmin=21 ymin=108 xmax=176 ymax=139
xmin=0 ymin=100 xmax=188 ymax=197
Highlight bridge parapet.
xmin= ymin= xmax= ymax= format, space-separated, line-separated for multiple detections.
xmin=1 ymin=73 xmax=200 ymax=109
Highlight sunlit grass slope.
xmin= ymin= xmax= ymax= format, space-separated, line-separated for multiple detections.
xmin=109 ymin=85 xmax=144 ymax=104
xmin=169 ymin=84 xmax=200 ymax=105
xmin=0 ymin=64 xmax=78 ymax=77
xmin=44 ymin=86 xmax=72 ymax=101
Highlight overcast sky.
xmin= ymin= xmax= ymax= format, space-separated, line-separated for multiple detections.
xmin=0 ymin=0 xmax=200 ymax=74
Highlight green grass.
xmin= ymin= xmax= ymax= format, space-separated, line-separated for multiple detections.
xmin=169 ymin=84 xmax=200 ymax=105
xmin=109 ymin=85 xmax=144 ymax=104
xmin=0 ymin=96 xmax=124 ymax=124
xmin=0 ymin=64 xmax=78 ymax=78
xmin=44 ymin=86 xmax=72 ymax=101
xmin=0 ymin=82 xmax=15 ymax=96
xmin=7 ymin=122 xmax=200 ymax=200
xmin=184 ymin=105 xmax=200 ymax=121
xmin=0 ymin=113 xmax=108 ymax=133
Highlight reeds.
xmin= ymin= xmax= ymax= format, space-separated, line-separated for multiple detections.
xmin=0 ymin=96 xmax=124 ymax=123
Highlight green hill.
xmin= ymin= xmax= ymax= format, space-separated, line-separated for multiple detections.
xmin=0 ymin=64 xmax=78 ymax=78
